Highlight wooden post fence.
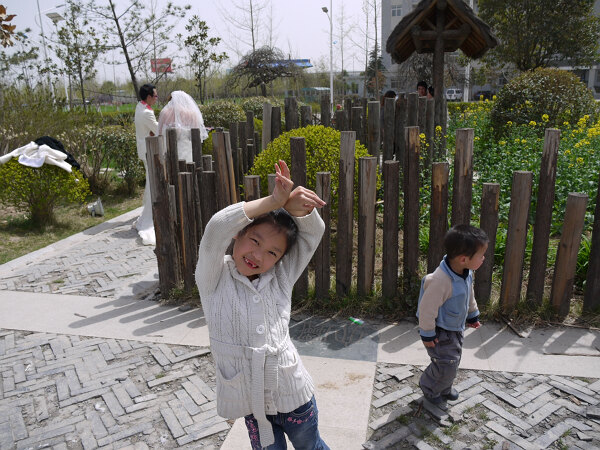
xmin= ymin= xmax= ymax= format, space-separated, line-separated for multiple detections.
xmin=262 ymin=102 xmax=272 ymax=150
xmin=526 ymin=128 xmax=560 ymax=305
xmin=451 ymin=128 xmax=474 ymax=227
xmin=394 ymin=94 xmax=407 ymax=164
xmin=358 ymin=157 xmax=377 ymax=296
xmin=427 ymin=162 xmax=449 ymax=274
xmin=475 ymin=183 xmax=500 ymax=305
xmin=551 ymin=193 xmax=588 ymax=316
xmin=320 ymin=95 xmax=331 ymax=127
xmin=382 ymin=161 xmax=400 ymax=298
xmin=285 ymin=97 xmax=298 ymax=131
xmin=383 ymin=97 xmax=395 ymax=162
xmin=336 ymin=131 xmax=356 ymax=296
xmin=243 ymin=175 xmax=261 ymax=201
xmin=367 ymin=101 xmax=380 ymax=164
xmin=406 ymin=92 xmax=418 ymax=127
xmin=335 ymin=109 xmax=348 ymax=132
xmin=500 ymin=171 xmax=533 ymax=313
xmin=271 ymin=106 xmax=281 ymax=141
xmin=301 ymin=105 xmax=312 ymax=127
xmin=404 ymin=126 xmax=421 ymax=294
xmin=178 ymin=172 xmax=197 ymax=292
xmin=315 ymin=172 xmax=331 ymax=299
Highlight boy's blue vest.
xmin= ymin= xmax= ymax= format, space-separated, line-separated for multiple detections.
xmin=416 ymin=257 xmax=477 ymax=337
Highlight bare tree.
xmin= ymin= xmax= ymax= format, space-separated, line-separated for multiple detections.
xmin=335 ymin=2 xmax=355 ymax=94
xmin=219 ymin=0 xmax=268 ymax=58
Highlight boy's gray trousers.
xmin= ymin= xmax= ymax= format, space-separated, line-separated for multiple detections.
xmin=419 ymin=328 xmax=464 ymax=399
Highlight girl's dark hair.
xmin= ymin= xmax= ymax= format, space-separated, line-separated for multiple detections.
xmin=238 ymin=209 xmax=298 ymax=255
xmin=444 ymin=224 xmax=489 ymax=260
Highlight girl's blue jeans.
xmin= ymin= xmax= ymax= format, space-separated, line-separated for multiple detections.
xmin=244 ymin=396 xmax=330 ymax=450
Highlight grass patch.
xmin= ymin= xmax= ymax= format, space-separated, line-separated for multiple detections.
xmin=0 ymin=190 xmax=143 ymax=265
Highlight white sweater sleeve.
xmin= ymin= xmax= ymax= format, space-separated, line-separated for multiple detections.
xmin=195 ymin=202 xmax=253 ymax=297
xmin=280 ymin=208 xmax=325 ymax=285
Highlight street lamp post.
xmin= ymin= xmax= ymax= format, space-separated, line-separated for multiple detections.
xmin=322 ymin=1 xmax=333 ymax=118
xmin=47 ymin=11 xmax=69 ymax=108
xmin=35 ymin=2 xmax=65 ymax=99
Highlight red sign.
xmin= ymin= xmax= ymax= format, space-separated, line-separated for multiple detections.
xmin=151 ymin=58 xmax=172 ymax=73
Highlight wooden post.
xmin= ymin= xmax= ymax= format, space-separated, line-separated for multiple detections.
xmin=254 ymin=130 xmax=261 ymax=155
xmin=200 ymin=171 xmax=218 ymax=229
xmin=262 ymin=102 xmax=272 ymax=150
xmin=500 ymin=171 xmax=533 ymax=313
xmin=291 ymin=137 xmax=308 ymax=299
xmin=475 ymin=183 xmax=500 ymax=306
xmin=178 ymin=159 xmax=187 ymax=172
xmin=236 ymin=148 xmax=243 ymax=196
xmin=344 ymin=98 xmax=352 ymax=117
xmin=224 ymin=131 xmax=237 ymax=204
xmin=178 ymin=172 xmax=197 ymax=293
xmin=320 ymin=95 xmax=331 ymax=127
xmin=427 ymin=162 xmax=449 ymax=274
xmin=335 ymin=109 xmax=347 ymax=131
xmin=315 ymin=172 xmax=331 ymax=299
xmin=404 ymin=126 xmax=421 ymax=294
xmin=301 ymin=105 xmax=312 ymax=127
xmin=271 ymin=106 xmax=281 ymax=141
xmin=229 ymin=122 xmax=238 ymax=159
xmin=202 ymin=155 xmax=212 ymax=171
xmin=383 ymin=97 xmax=395 ymax=162
xmin=238 ymin=121 xmax=247 ymax=173
xmin=425 ymin=98 xmax=435 ymax=163
xmin=584 ymin=171 xmax=600 ymax=311
xmin=358 ymin=157 xmax=377 ymax=296
xmin=451 ymin=128 xmax=474 ymax=227
xmin=211 ymin=131 xmax=233 ymax=211
xmin=367 ymin=101 xmax=381 ymax=164
xmin=268 ymin=173 xmax=276 ymax=195
xmin=382 ymin=161 xmax=400 ymax=298
xmin=417 ymin=95 xmax=427 ymax=135
xmin=243 ymin=175 xmax=261 ymax=201
xmin=551 ymin=193 xmax=588 ymax=316
xmin=187 ymin=161 xmax=203 ymax=242
xmin=246 ymin=140 xmax=254 ymax=172
xmin=351 ymin=107 xmax=363 ymax=149
xmin=336 ymin=131 xmax=356 ymax=296
xmin=361 ymin=98 xmax=368 ymax=146
xmin=146 ymin=136 xmax=180 ymax=296
xmin=526 ymin=128 xmax=560 ymax=305
xmin=246 ymin=110 xmax=255 ymax=143
xmin=406 ymin=92 xmax=418 ymax=127
xmin=191 ymin=128 xmax=203 ymax=167
xmin=285 ymin=97 xmax=298 ymax=131
xmin=394 ymin=94 xmax=407 ymax=163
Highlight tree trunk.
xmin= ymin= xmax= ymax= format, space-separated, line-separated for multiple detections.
xmin=109 ymin=0 xmax=139 ymax=99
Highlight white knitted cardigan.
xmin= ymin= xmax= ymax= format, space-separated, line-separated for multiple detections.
xmin=194 ymin=202 xmax=325 ymax=447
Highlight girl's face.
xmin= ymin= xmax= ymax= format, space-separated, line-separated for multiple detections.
xmin=232 ymin=223 xmax=288 ymax=280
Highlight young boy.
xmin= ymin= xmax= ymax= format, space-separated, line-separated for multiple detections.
xmin=416 ymin=224 xmax=489 ymax=404
xmin=195 ymin=160 xmax=330 ymax=449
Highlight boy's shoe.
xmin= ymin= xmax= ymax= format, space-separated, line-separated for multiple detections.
xmin=441 ymin=388 xmax=459 ymax=401
xmin=423 ymin=395 xmax=444 ymax=405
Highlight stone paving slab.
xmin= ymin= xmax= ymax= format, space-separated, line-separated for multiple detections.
xmin=0 ymin=328 xmax=229 ymax=449
xmin=363 ymin=362 xmax=600 ymax=449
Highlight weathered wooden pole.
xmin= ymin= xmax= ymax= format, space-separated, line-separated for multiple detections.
xmin=246 ymin=140 xmax=254 ymax=172
xmin=191 ymin=128 xmax=203 ymax=167
xmin=451 ymin=128 xmax=474 ymax=227
xmin=417 ymin=95 xmax=427 ymax=135
xmin=427 ymin=162 xmax=449 ymax=274
xmin=583 ymin=171 xmax=600 ymax=311
xmin=315 ymin=172 xmax=331 ymax=299
xmin=211 ymin=130 xmax=233 ymax=211
xmin=425 ymin=98 xmax=435 ymax=163
xmin=271 ymin=106 xmax=281 ymax=141
xmin=335 ymin=109 xmax=347 ymax=131
xmin=187 ymin=161 xmax=203 ymax=243
xmin=178 ymin=172 xmax=197 ymax=293
xmin=406 ymin=92 xmax=418 ymax=127
xmin=262 ymin=102 xmax=272 ymax=150
xmin=526 ymin=128 xmax=560 ymax=305
xmin=285 ymin=97 xmax=298 ymax=131
xmin=500 ymin=171 xmax=533 ymax=313
xmin=200 ymin=171 xmax=218 ymax=229
xmin=301 ymin=105 xmax=313 ymax=127
xmin=243 ymin=175 xmax=261 ymax=201
xmin=336 ymin=131 xmax=356 ymax=296
xmin=201 ymin=155 xmax=212 ymax=172
xmin=344 ymin=98 xmax=353 ymax=117
xmin=268 ymin=173 xmax=276 ymax=195
xmin=383 ymin=97 xmax=396 ymax=162
xmin=291 ymin=137 xmax=308 ymax=299
xmin=320 ymin=95 xmax=331 ymax=127
xmin=382 ymin=160 xmax=400 ymax=298
xmin=551 ymin=193 xmax=588 ymax=316
xmin=246 ymin=111 xmax=255 ymax=143
xmin=361 ymin=98 xmax=368 ymax=146
xmin=238 ymin=121 xmax=247 ymax=173
xmin=367 ymin=101 xmax=381 ymax=164
xmin=404 ymin=126 xmax=421 ymax=294
xmin=229 ymin=121 xmax=238 ymax=162
xmin=358 ymin=157 xmax=377 ymax=296
xmin=394 ymin=94 xmax=407 ymax=163
xmin=351 ymin=107 xmax=363 ymax=148
xmin=475 ymin=183 xmax=500 ymax=306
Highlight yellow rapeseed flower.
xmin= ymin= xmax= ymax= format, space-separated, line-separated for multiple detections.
xmin=529 ymin=121 xmax=537 ymax=126
xmin=499 ymin=141 xmax=506 ymax=146
xmin=576 ymin=157 xmax=584 ymax=165
xmin=492 ymin=95 xmax=497 ymax=101
xmin=435 ymin=125 xmax=442 ymax=133
xmin=564 ymin=149 xmax=572 ymax=155
xmin=507 ymin=121 xmax=513 ymax=126
xmin=542 ymin=114 xmax=549 ymax=122
xmin=521 ymin=139 xmax=527 ymax=144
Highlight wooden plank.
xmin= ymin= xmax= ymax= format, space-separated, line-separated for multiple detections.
xmin=178 ymin=172 xmax=197 ymax=294
xmin=201 ymin=155 xmax=212 ymax=171
xmin=191 ymin=128 xmax=202 ymax=167
xmin=211 ymin=131 xmax=232 ymax=211
xmin=404 ymin=126 xmax=421 ymax=294
xmin=238 ymin=121 xmax=247 ymax=173
xmin=315 ymin=172 xmax=331 ymax=299
xmin=394 ymin=94 xmax=407 ymax=163
xmin=285 ymin=97 xmax=298 ymax=131
xmin=406 ymin=92 xmax=418 ymax=127
xmin=243 ymin=175 xmax=261 ymax=202
xmin=526 ymin=129 xmax=560 ymax=305
xmin=367 ymin=101 xmax=381 ymax=164
xmin=500 ymin=171 xmax=533 ymax=313
xmin=584 ymin=171 xmax=600 ymax=311
xmin=427 ymin=162 xmax=449 ymax=274
xmin=358 ymin=157 xmax=377 ymax=296
xmin=451 ymin=128 xmax=474 ymax=227
xmin=200 ymin=171 xmax=218 ymax=228
xmin=301 ymin=105 xmax=312 ymax=127
xmin=475 ymin=183 xmax=500 ymax=305
xmin=271 ymin=106 xmax=281 ymax=141
xmin=382 ymin=161 xmax=400 ymax=298
xmin=262 ymin=102 xmax=272 ymax=150
xmin=336 ymin=131 xmax=356 ymax=296
xmin=335 ymin=109 xmax=347 ymax=131
xmin=224 ymin=131 xmax=237 ymax=204
xmin=320 ymin=95 xmax=331 ymax=127
xmin=551 ymin=193 xmax=588 ymax=316
xmin=383 ymin=97 xmax=395 ymax=162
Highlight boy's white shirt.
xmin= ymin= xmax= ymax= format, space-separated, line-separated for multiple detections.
xmin=195 ymin=202 xmax=325 ymax=448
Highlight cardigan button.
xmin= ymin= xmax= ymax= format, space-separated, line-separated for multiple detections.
xmin=252 ymin=295 xmax=260 ymax=303
xmin=256 ymin=325 xmax=265 ymax=334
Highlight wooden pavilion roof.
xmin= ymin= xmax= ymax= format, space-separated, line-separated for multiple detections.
xmin=386 ymin=0 xmax=499 ymax=64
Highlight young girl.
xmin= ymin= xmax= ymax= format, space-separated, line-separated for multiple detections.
xmin=195 ymin=160 xmax=330 ymax=449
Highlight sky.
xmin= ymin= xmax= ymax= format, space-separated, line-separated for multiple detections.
xmin=6 ymin=0 xmax=380 ymax=84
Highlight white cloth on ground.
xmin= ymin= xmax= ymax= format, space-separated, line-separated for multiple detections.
xmin=0 ymin=142 xmax=73 ymax=172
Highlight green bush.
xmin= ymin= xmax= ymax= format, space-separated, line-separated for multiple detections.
xmin=0 ymin=159 xmax=90 ymax=226
xmin=202 ymin=130 xmax=215 ymax=156
xmin=200 ymin=100 xmax=245 ymax=128
xmin=103 ymin=124 xmax=144 ymax=196
xmin=490 ymin=68 xmax=598 ymax=135
xmin=249 ymin=125 xmax=376 ymax=211
xmin=241 ymin=96 xmax=283 ymax=120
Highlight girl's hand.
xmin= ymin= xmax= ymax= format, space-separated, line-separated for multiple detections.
xmin=272 ymin=160 xmax=293 ymax=208
xmin=284 ymin=186 xmax=326 ymax=217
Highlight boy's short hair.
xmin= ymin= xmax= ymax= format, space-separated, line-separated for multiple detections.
xmin=444 ymin=224 xmax=489 ymax=260
xmin=238 ymin=209 xmax=298 ymax=255
xmin=139 ymin=84 xmax=156 ymax=102
xmin=417 ymin=80 xmax=427 ymax=90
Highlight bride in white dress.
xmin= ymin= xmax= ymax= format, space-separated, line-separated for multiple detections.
xmin=136 ymin=91 xmax=208 ymax=245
